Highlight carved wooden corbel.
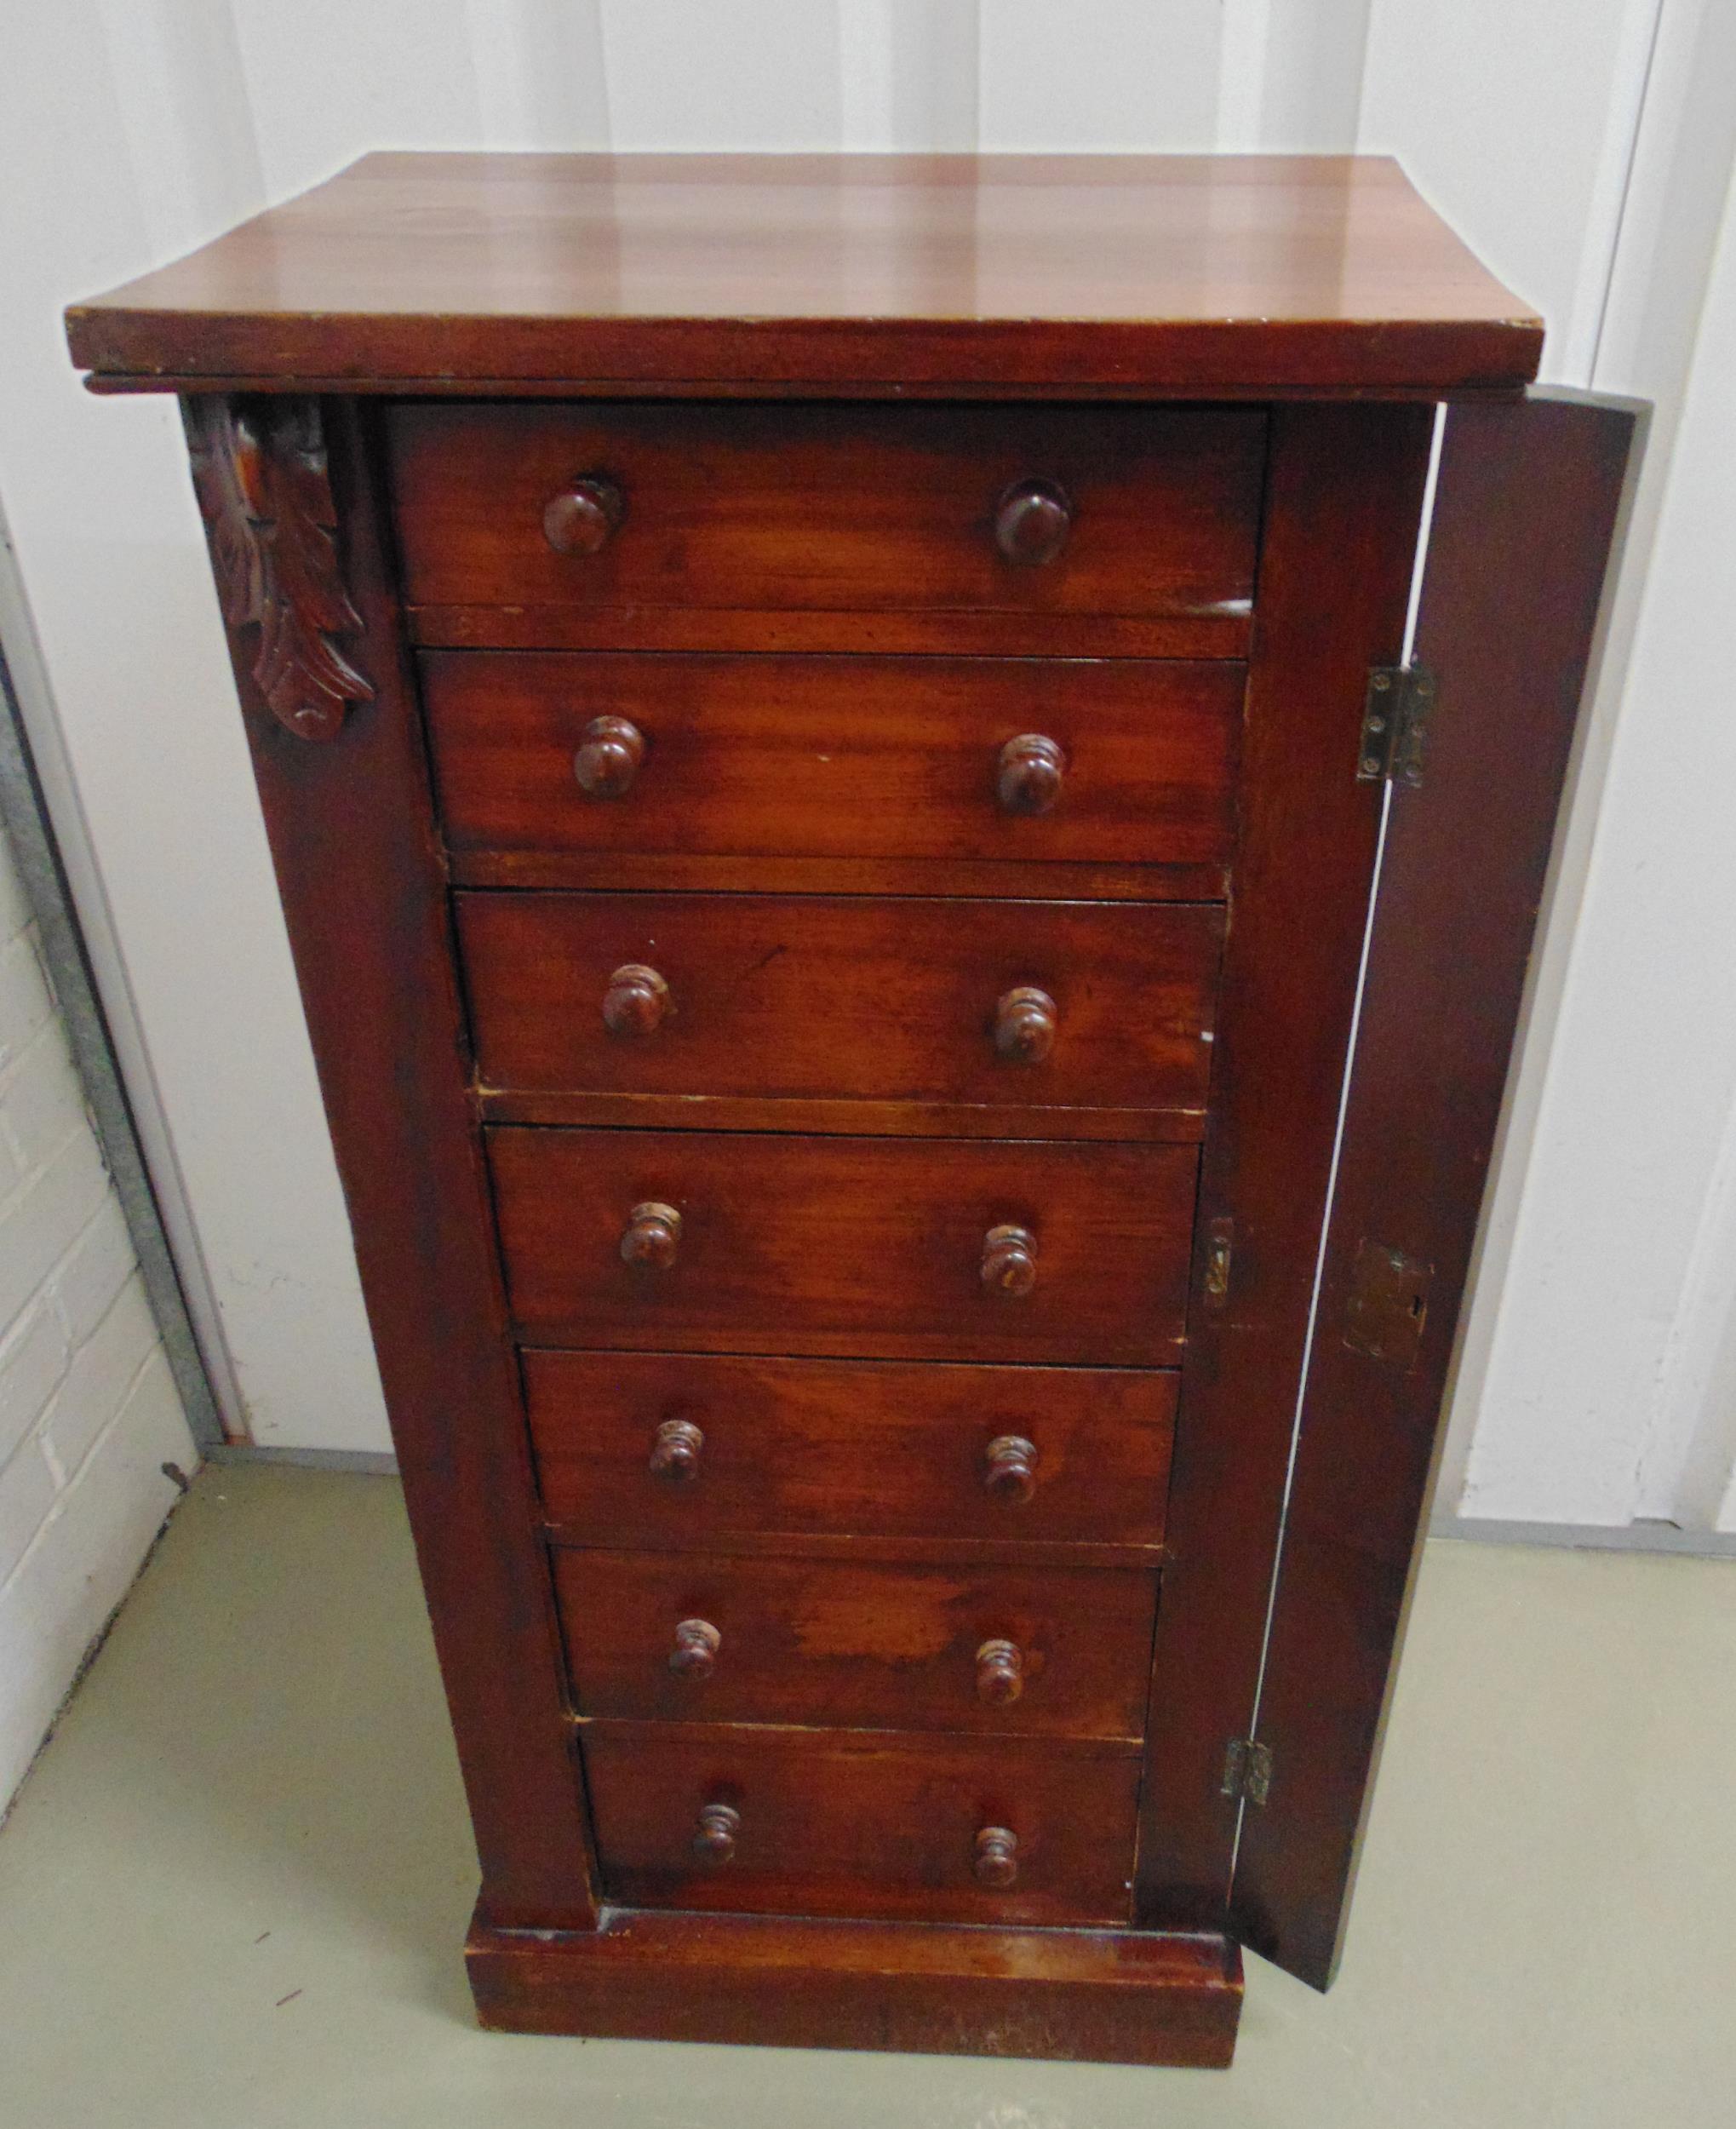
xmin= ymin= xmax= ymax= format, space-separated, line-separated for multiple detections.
xmin=183 ymin=396 xmax=373 ymax=742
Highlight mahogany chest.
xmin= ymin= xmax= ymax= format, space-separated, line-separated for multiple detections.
xmin=67 ymin=153 xmax=1637 ymax=2067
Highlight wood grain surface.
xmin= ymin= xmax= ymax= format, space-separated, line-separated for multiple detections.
xmin=490 ymin=1127 xmax=1197 ymax=1363
xmin=525 ymin=1350 xmax=1175 ymax=1552
xmin=457 ymin=889 xmax=1222 ymax=1135
xmin=581 ymin=1723 xmax=1142 ymax=1925
xmin=388 ymin=401 xmax=1263 ymax=620
xmin=423 ymin=651 xmax=1243 ymax=870
xmin=1136 ymin=404 xmax=1433 ymax=1927
xmin=116 ymin=153 xmax=1586 ymax=2065
xmin=468 ymin=1905 xmax=1241 ymax=2063
xmin=68 ymin=152 xmax=1541 ymax=395
xmin=554 ymin=1548 xmax=1158 ymax=1740
xmin=1231 ymin=391 xmax=1641 ymax=1988
xmin=195 ymin=400 xmax=599 ymax=1929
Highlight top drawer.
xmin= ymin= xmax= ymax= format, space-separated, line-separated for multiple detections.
xmin=387 ymin=403 xmax=1264 ymax=638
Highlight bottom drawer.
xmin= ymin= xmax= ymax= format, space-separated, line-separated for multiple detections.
xmin=582 ymin=1724 xmax=1141 ymax=1925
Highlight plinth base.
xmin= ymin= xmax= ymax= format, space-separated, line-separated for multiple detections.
xmin=467 ymin=1903 xmax=1242 ymax=2066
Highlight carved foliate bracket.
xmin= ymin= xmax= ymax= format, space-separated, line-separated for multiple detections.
xmin=183 ymin=396 xmax=374 ymax=742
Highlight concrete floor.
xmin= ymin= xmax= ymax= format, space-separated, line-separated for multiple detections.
xmin=0 ymin=1466 xmax=1731 ymax=2126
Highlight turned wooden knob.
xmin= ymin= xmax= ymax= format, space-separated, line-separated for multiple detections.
xmin=983 ymin=1434 xmax=1039 ymax=1505
xmin=573 ymin=715 xmax=645 ymax=799
xmin=995 ymin=734 xmax=1066 ymax=816
xmin=543 ymin=476 xmax=625 ymax=556
xmin=621 ymin=1201 xmax=682 ymax=1270
xmin=692 ymin=1801 xmax=739 ymax=1864
xmin=603 ymin=963 xmax=670 ymax=1037
xmin=994 ymin=985 xmax=1057 ymax=1064
xmin=649 ymin=1417 xmax=704 ymax=1483
xmin=974 ymin=1826 xmax=1020 ymax=1888
xmin=669 ymin=1617 xmax=720 ymax=1679
xmin=982 ymin=1223 xmax=1038 ymax=1298
xmin=993 ymin=478 xmax=1072 ymax=566
xmin=976 ymin=1638 xmax=1024 ymax=1707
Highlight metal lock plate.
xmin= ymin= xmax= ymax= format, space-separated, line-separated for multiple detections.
xmin=1343 ymin=1237 xmax=1433 ymax=1369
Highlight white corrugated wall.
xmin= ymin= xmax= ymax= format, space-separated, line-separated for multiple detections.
xmin=0 ymin=0 xmax=1731 ymax=1544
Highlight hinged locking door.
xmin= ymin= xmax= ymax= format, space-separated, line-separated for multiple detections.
xmin=1229 ymin=390 xmax=1644 ymax=1989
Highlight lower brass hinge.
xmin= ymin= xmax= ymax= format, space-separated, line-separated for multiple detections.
xmin=1221 ymin=1737 xmax=1273 ymax=1806
xmin=1356 ymin=663 xmax=1435 ymax=788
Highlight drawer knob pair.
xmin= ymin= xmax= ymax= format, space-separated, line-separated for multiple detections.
xmin=688 ymin=1805 xmax=1018 ymax=1886
xmin=604 ymin=968 xmax=1051 ymax=1063
xmin=548 ymin=475 xmax=1065 ymax=565
xmin=650 ymin=1423 xmax=1035 ymax=1500
xmin=622 ymin=1204 xmax=1038 ymax=1294
xmin=547 ymin=474 xmax=1064 ymax=567
xmin=667 ymin=1620 xmax=1023 ymax=1707
xmin=543 ymin=476 xmax=625 ymax=557
xmin=572 ymin=716 xmax=1068 ymax=821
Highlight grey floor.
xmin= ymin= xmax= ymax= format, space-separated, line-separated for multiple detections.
xmin=0 ymin=1466 xmax=1731 ymax=2126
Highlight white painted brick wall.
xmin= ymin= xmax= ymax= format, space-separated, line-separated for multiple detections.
xmin=0 ymin=826 xmax=195 ymax=1810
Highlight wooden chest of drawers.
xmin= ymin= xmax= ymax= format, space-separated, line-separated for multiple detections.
xmin=67 ymin=152 xmax=1637 ymax=2068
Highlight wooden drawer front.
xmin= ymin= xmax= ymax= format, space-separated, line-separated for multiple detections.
xmin=557 ymin=1551 xmax=1156 ymax=1740
xmin=424 ymin=653 xmax=1241 ymax=873
xmin=489 ymin=1128 xmax=1195 ymax=1364
xmin=583 ymin=1725 xmax=1140 ymax=1925
xmin=526 ymin=1351 xmax=1175 ymax=1552
xmin=459 ymin=891 xmax=1222 ymax=1136
xmin=389 ymin=402 xmax=1263 ymax=623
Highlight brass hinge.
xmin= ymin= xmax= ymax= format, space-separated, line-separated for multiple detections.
xmin=1356 ymin=663 xmax=1435 ymax=789
xmin=1221 ymin=1737 xmax=1273 ymax=1807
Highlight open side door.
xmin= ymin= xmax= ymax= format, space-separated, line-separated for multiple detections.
xmin=1229 ymin=390 xmax=1645 ymax=1988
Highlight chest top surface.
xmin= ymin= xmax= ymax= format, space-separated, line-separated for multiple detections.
xmin=66 ymin=151 xmax=1540 ymax=397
